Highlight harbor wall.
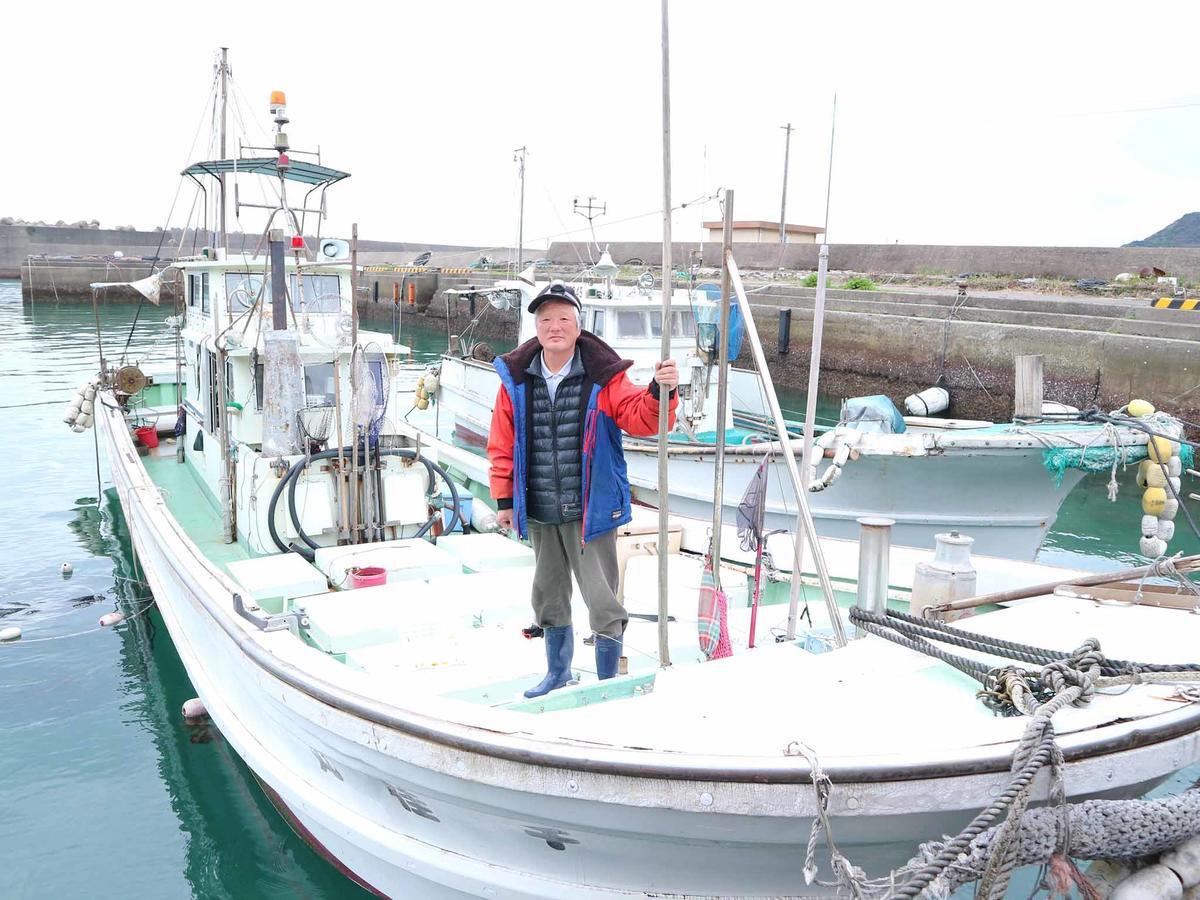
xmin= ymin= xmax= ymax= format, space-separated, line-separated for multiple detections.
xmin=546 ymin=241 xmax=1200 ymax=281
xmin=411 ymin=281 xmax=1200 ymax=423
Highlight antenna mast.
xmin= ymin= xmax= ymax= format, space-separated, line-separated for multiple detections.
xmin=779 ymin=122 xmax=793 ymax=244
xmin=218 ymin=47 xmax=229 ymax=253
xmin=514 ymin=147 xmax=527 ymax=270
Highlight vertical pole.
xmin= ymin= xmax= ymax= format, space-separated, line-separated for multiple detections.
xmin=779 ymin=122 xmax=793 ymax=244
xmin=709 ymin=189 xmax=734 ymax=585
xmin=351 ymin=224 xmax=360 ymax=349
xmin=514 ymin=146 xmax=526 ymax=270
xmin=218 ymin=47 xmax=229 ymax=255
xmin=1014 ymin=354 xmax=1044 ymax=419
xmin=350 ymin=224 xmax=361 ymax=542
xmin=727 ymin=252 xmax=846 ymax=647
xmin=787 ymin=96 xmax=838 ymax=640
xmin=270 ymin=231 xmax=287 ymax=331
xmin=656 ymin=0 xmax=673 ymax=668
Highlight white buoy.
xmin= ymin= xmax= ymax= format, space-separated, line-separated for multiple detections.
xmin=0 ymin=626 xmax=21 ymax=641
xmin=61 ymin=562 xmax=74 ymax=577
xmin=904 ymin=386 xmax=949 ymax=416
xmin=98 ymin=611 xmax=125 ymax=627
xmin=181 ymin=697 xmax=208 ymax=719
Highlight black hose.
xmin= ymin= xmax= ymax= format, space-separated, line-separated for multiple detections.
xmin=267 ymin=446 xmax=461 ymax=556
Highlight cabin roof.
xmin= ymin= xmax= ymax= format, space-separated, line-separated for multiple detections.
xmin=181 ymin=157 xmax=350 ymax=187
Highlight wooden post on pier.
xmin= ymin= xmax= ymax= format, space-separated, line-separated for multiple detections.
xmin=1014 ymin=354 xmax=1044 ymax=419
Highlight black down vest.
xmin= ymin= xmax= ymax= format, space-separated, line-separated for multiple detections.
xmin=525 ymin=355 xmax=587 ymax=525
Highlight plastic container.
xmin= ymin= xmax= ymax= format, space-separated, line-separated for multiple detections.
xmin=135 ymin=426 xmax=160 ymax=449
xmin=349 ymin=566 xmax=388 ymax=589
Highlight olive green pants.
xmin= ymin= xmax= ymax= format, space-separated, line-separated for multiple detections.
xmin=528 ymin=520 xmax=626 ymax=639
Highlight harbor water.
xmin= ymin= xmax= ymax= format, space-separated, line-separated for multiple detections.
xmin=2 ymin=279 xmax=1197 ymax=898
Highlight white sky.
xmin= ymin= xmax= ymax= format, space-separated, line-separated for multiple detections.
xmin=5 ymin=1 xmax=1200 ymax=251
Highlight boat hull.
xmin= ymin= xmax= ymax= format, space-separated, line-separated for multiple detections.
xmin=434 ymin=357 xmax=1081 ymax=560
xmin=623 ymin=442 xmax=1084 ymax=561
xmin=97 ymin=397 xmax=1200 ymax=898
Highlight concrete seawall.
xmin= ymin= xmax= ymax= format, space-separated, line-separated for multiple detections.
xmin=402 ymin=278 xmax=1200 ymax=423
xmin=546 ymin=241 xmax=1200 ymax=281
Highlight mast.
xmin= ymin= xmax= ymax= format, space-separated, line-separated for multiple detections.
xmin=779 ymin=122 xmax=793 ymax=244
xmin=218 ymin=47 xmax=229 ymax=254
xmin=514 ymin=146 xmax=526 ymax=270
xmin=656 ymin=0 xmax=672 ymax=668
xmin=708 ymin=190 xmax=734 ymax=583
xmin=788 ymin=94 xmax=839 ymax=640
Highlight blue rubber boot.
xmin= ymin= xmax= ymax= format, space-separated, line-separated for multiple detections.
xmin=524 ymin=626 xmax=574 ymax=699
xmin=595 ymin=633 xmax=623 ymax=681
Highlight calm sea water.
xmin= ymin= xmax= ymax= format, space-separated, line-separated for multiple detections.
xmin=1 ymin=279 xmax=1195 ymax=898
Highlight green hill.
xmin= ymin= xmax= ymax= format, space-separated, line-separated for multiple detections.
xmin=1126 ymin=212 xmax=1200 ymax=247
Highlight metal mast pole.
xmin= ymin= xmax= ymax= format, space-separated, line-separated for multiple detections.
xmin=788 ymin=95 xmax=838 ymax=640
xmin=779 ymin=122 xmax=793 ymax=244
xmin=708 ymin=190 xmax=734 ymax=583
xmin=656 ymin=0 xmax=673 ymax=668
xmin=514 ymin=146 xmax=526 ymax=270
xmin=218 ymin=47 xmax=229 ymax=254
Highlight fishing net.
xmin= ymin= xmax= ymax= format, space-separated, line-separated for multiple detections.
xmin=350 ymin=344 xmax=391 ymax=446
xmin=1042 ymin=443 xmax=1193 ymax=487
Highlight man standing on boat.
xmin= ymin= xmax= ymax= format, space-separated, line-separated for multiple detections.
xmin=488 ymin=282 xmax=679 ymax=698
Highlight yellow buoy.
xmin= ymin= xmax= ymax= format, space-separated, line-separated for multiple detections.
xmin=1137 ymin=459 xmax=1168 ymax=489
xmin=1127 ymin=399 xmax=1156 ymax=417
xmin=1147 ymin=435 xmax=1173 ymax=463
xmin=1142 ymin=487 xmax=1167 ymax=516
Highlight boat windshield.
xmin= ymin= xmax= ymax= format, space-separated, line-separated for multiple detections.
xmin=225 ymin=272 xmax=343 ymax=313
xmin=649 ymin=310 xmax=697 ymax=338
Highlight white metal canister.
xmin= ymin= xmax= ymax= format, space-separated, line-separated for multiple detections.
xmin=904 ymin=386 xmax=950 ymax=416
xmin=911 ymin=531 xmax=977 ymax=621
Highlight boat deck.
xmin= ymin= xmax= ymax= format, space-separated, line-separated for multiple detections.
xmin=138 ymin=438 xmax=1200 ymax=762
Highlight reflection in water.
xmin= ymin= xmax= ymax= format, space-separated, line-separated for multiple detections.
xmin=98 ymin=489 xmax=370 ymax=899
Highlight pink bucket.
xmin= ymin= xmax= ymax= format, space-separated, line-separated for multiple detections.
xmin=349 ymin=566 xmax=387 ymax=589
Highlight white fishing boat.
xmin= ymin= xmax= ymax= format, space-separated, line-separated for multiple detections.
xmin=69 ymin=51 xmax=1200 ymax=897
xmin=409 ymin=268 xmax=1185 ymax=561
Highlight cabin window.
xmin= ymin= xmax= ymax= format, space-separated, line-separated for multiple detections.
xmin=648 ymin=310 xmax=698 ymax=338
xmin=616 ymin=310 xmax=646 ymax=338
xmin=674 ymin=311 xmax=697 ymax=337
xmin=187 ymin=274 xmax=197 ymax=308
xmin=226 ymin=273 xmax=266 ymax=311
xmin=591 ymin=309 xmax=606 ymax=337
xmin=303 ymin=363 xmax=337 ymax=406
xmin=289 ymin=274 xmax=342 ymax=313
xmin=255 ymin=363 xmax=265 ymax=411
xmin=200 ymin=273 xmax=210 ymax=314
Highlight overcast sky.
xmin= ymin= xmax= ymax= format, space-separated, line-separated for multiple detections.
xmin=5 ymin=1 xmax=1199 ymax=252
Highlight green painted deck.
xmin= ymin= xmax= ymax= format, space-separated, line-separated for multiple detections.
xmin=141 ymin=449 xmax=252 ymax=572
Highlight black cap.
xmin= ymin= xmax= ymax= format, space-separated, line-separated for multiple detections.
xmin=528 ymin=282 xmax=581 ymax=314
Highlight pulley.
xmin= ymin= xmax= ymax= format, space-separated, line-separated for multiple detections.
xmin=114 ymin=365 xmax=148 ymax=396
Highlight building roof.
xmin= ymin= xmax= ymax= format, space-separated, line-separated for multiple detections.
xmin=701 ymin=220 xmax=824 ymax=234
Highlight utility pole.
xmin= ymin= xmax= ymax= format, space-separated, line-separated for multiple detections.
xmin=779 ymin=122 xmax=793 ymax=244
xmin=218 ymin=47 xmax=229 ymax=254
xmin=514 ymin=146 xmax=526 ymax=270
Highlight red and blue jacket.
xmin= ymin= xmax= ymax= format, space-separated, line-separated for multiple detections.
xmin=488 ymin=331 xmax=677 ymax=543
